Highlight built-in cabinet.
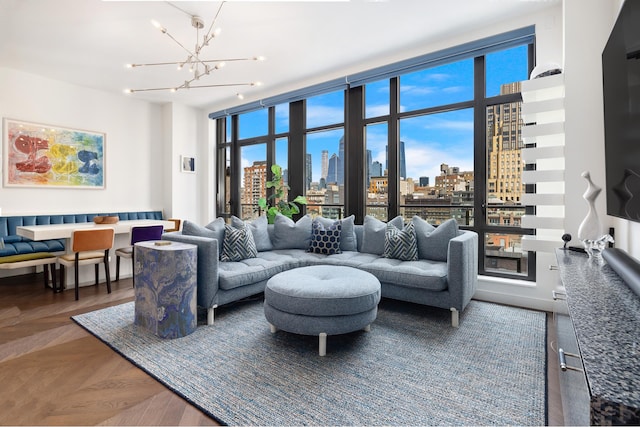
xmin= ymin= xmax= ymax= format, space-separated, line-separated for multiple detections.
xmin=555 ymin=249 xmax=640 ymax=425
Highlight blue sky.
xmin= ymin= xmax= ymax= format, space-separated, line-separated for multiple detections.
xmin=235 ymin=44 xmax=528 ymax=186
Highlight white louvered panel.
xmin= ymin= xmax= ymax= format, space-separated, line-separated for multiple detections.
xmin=522 ymin=235 xmax=562 ymax=253
xmin=521 ymin=146 xmax=565 ymax=163
xmin=521 ymin=122 xmax=565 ymax=141
xmin=521 ymin=193 xmax=564 ymax=206
xmin=521 ymin=73 xmax=565 ymax=102
xmin=522 ymin=169 xmax=564 ymax=183
xmin=521 ymin=215 xmax=564 ymax=229
xmin=521 ymin=98 xmax=565 ymax=123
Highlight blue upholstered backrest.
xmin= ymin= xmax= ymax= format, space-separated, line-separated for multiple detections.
xmin=0 ymin=211 xmax=164 ymax=240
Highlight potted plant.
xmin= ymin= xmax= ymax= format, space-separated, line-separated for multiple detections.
xmin=258 ymin=164 xmax=308 ymax=224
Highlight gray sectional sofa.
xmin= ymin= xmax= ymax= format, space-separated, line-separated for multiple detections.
xmin=162 ymin=213 xmax=478 ymax=327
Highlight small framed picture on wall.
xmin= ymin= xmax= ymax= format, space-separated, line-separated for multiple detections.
xmin=181 ymin=155 xmax=195 ymax=174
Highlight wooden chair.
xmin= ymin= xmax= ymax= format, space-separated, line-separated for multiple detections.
xmin=115 ymin=224 xmax=164 ymax=284
xmin=165 ymin=218 xmax=181 ymax=232
xmin=58 ymin=228 xmax=115 ymax=301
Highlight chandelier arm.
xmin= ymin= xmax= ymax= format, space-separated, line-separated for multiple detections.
xmin=203 ymin=1 xmax=225 ymax=45
xmin=127 ymin=82 xmax=255 ymax=93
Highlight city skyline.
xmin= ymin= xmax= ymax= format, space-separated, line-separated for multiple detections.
xmin=236 ymin=44 xmax=528 ymax=187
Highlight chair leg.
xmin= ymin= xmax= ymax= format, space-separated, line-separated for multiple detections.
xmin=43 ymin=264 xmax=50 ymax=289
xmin=50 ymin=263 xmax=58 ymax=293
xmin=116 ymin=255 xmax=121 ymax=281
xmin=104 ymin=250 xmax=112 ymax=294
xmin=60 ymin=265 xmax=65 ymax=293
xmin=74 ymin=254 xmax=80 ymax=301
xmin=94 ymin=264 xmax=99 ymax=286
xmin=131 ymin=253 xmax=135 ymax=288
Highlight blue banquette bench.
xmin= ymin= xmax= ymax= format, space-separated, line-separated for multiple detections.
xmin=0 ymin=211 xmax=164 ymax=258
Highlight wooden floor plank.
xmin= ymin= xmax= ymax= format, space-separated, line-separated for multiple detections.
xmin=0 ymin=272 xmax=217 ymax=426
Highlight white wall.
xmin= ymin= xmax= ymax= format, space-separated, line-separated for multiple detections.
xmin=0 ymin=66 xmax=212 ymax=223
xmin=0 ymin=67 xmax=164 ymax=215
xmin=0 ymin=66 xmax=211 ymax=280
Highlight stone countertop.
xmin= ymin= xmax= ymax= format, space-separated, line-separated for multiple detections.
xmin=555 ymin=249 xmax=640 ymax=422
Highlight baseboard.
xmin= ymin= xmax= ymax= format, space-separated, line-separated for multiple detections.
xmin=473 ymin=289 xmax=556 ymax=312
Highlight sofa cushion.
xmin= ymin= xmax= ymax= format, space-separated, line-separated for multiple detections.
xmin=218 ymin=251 xmax=309 ymax=290
xmin=183 ymin=219 xmax=225 ymax=244
xmin=315 ymin=215 xmax=357 ymax=252
xmin=361 ymin=215 xmax=404 ymax=255
xmin=358 ymin=257 xmax=448 ymax=291
xmin=218 ymin=258 xmax=288 ymax=291
xmin=221 ymin=221 xmax=258 ymax=262
xmin=412 ymin=217 xmax=459 ymax=262
xmin=309 ymin=219 xmax=341 ymax=255
xmin=384 ymin=222 xmax=418 ymax=261
xmin=233 ymin=215 xmax=272 ymax=251
xmin=271 ymin=214 xmax=312 ymax=250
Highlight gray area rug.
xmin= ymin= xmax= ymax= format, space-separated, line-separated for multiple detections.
xmin=72 ymin=298 xmax=547 ymax=426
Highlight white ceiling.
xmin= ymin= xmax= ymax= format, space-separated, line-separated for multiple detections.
xmin=0 ymin=0 xmax=560 ymax=112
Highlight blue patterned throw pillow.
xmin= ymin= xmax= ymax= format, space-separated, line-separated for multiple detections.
xmin=384 ymin=221 xmax=418 ymax=261
xmin=221 ymin=221 xmax=258 ymax=262
xmin=309 ymin=219 xmax=342 ymax=255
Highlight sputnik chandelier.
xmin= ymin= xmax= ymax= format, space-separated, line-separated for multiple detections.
xmin=124 ymin=1 xmax=264 ymax=98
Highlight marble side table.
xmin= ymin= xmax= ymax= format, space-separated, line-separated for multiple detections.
xmin=134 ymin=240 xmax=197 ymax=339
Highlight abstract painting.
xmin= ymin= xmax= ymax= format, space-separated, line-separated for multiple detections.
xmin=3 ymin=118 xmax=105 ymax=189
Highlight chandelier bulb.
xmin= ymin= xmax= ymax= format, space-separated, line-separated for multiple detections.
xmin=124 ymin=89 xmax=133 ymax=94
xmin=151 ymin=19 xmax=166 ymax=33
xmin=237 ymin=93 xmax=244 ymax=100
xmin=254 ymin=56 xmax=266 ymax=61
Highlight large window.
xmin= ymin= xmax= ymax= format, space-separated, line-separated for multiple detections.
xmin=215 ymin=29 xmax=535 ymax=280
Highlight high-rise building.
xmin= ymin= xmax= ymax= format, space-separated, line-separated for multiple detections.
xmin=337 ymin=136 xmax=345 ymax=185
xmin=385 ymin=141 xmax=407 ymax=180
xmin=486 ymin=82 xmax=524 ymax=203
xmin=419 ymin=176 xmax=429 ymax=187
xmin=321 ymin=150 xmax=328 ymax=180
xmin=242 ymin=160 xmax=267 ymax=213
xmin=371 ymin=161 xmax=383 ymax=177
xmin=306 ymin=153 xmax=313 ymax=189
xmin=327 ymin=153 xmax=339 ymax=184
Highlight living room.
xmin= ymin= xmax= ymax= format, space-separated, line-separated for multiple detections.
xmin=1 ymin=0 xmax=639 ymax=424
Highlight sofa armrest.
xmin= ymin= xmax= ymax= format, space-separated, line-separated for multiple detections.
xmin=447 ymin=230 xmax=479 ymax=312
xmin=161 ymin=232 xmax=219 ymax=310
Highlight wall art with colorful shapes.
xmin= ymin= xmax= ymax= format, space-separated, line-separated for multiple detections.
xmin=3 ymin=118 xmax=105 ymax=189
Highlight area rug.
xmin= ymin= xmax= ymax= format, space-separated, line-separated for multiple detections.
xmin=72 ymin=298 xmax=547 ymax=426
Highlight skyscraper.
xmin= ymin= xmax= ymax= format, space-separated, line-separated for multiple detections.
xmin=327 ymin=153 xmax=339 ymax=184
xmin=306 ymin=153 xmax=312 ymax=189
xmin=385 ymin=141 xmax=407 ymax=180
xmin=337 ymin=136 xmax=345 ymax=185
xmin=321 ymin=150 xmax=328 ymax=180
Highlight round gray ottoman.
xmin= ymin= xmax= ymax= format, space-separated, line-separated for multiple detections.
xmin=264 ymin=265 xmax=381 ymax=356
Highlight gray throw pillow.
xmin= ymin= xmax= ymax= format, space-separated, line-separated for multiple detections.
xmin=309 ymin=219 xmax=342 ymax=255
xmin=232 ymin=215 xmax=272 ymax=251
xmin=361 ymin=215 xmax=405 ymax=255
xmin=220 ymin=221 xmax=258 ymax=262
xmin=413 ymin=217 xmax=459 ymax=261
xmin=315 ymin=215 xmax=357 ymax=251
xmin=271 ymin=214 xmax=313 ymax=250
xmin=182 ymin=219 xmax=225 ymax=243
xmin=384 ymin=221 xmax=418 ymax=261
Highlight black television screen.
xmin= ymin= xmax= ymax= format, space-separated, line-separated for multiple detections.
xmin=602 ymin=0 xmax=640 ymax=223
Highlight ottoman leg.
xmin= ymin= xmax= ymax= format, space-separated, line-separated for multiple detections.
xmin=364 ymin=324 xmax=371 ymax=332
xmin=319 ymin=332 xmax=327 ymax=356
xmin=269 ymin=323 xmax=277 ymax=333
